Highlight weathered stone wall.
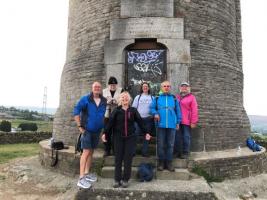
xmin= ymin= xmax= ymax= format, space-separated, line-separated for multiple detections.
xmin=174 ymin=0 xmax=250 ymax=150
xmin=0 ymin=131 xmax=51 ymax=144
xmin=54 ymin=0 xmax=250 ymax=151
xmin=188 ymin=149 xmax=267 ymax=179
xmin=53 ymin=0 xmax=121 ymax=144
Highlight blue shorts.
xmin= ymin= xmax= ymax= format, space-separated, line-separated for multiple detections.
xmin=81 ymin=131 xmax=100 ymax=150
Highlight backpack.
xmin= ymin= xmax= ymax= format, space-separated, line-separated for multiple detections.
xmin=246 ymin=137 xmax=262 ymax=152
xmin=50 ymin=141 xmax=65 ymax=167
xmin=137 ymin=163 xmax=154 ymax=182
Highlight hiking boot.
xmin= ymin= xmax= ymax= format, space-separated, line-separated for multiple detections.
xmin=142 ymin=153 xmax=149 ymax=157
xmin=176 ymin=153 xmax=182 ymax=159
xmin=157 ymin=160 xmax=164 ymax=171
xmin=103 ymin=151 xmax=111 ymax=157
xmin=181 ymin=154 xmax=189 ymax=159
xmin=167 ymin=161 xmax=175 ymax=172
xmin=113 ymin=180 xmax=121 ymax=188
xmin=77 ymin=177 xmax=91 ymax=189
xmin=121 ymin=180 xmax=129 ymax=188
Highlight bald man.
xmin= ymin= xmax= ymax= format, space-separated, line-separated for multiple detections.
xmin=74 ymin=81 xmax=107 ymax=189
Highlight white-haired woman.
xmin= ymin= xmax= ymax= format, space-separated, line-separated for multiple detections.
xmin=102 ymin=91 xmax=151 ymax=188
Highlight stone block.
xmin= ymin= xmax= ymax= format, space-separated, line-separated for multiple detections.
xmin=104 ymin=39 xmax=134 ymax=65
xmin=121 ymin=0 xmax=174 ymax=18
xmin=156 ymin=169 xmax=190 ymax=180
xmin=105 ymin=64 xmax=124 ymax=87
xmin=191 ymin=127 xmax=205 ymax=152
xmin=158 ymin=39 xmax=191 ymax=64
xmin=168 ymin=64 xmax=189 ymax=94
xmin=110 ymin=17 xmax=184 ymax=40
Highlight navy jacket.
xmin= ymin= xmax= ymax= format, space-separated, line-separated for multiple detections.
xmin=73 ymin=93 xmax=107 ymax=133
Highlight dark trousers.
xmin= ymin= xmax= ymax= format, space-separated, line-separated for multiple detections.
xmin=134 ymin=117 xmax=154 ymax=155
xmin=174 ymin=124 xmax=191 ymax=155
xmin=104 ymin=130 xmax=113 ymax=153
xmin=114 ymin=135 xmax=137 ymax=182
xmin=104 ymin=118 xmax=113 ymax=153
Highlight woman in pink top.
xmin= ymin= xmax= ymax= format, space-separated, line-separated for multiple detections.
xmin=174 ymin=82 xmax=198 ymax=159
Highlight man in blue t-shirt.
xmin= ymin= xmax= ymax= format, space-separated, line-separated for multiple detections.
xmin=73 ymin=81 xmax=107 ymax=189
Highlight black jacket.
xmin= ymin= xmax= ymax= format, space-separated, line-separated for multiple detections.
xmin=104 ymin=106 xmax=148 ymax=138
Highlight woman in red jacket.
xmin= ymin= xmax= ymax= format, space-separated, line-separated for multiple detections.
xmin=174 ymin=82 xmax=198 ymax=159
xmin=102 ymin=91 xmax=151 ymax=188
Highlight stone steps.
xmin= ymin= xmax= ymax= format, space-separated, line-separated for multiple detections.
xmin=75 ymin=178 xmax=217 ymax=200
xmin=104 ymin=156 xmax=188 ymax=168
xmin=101 ymin=166 xmax=195 ymax=180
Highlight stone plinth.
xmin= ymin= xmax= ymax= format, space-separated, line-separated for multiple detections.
xmin=39 ymin=140 xmax=267 ymax=180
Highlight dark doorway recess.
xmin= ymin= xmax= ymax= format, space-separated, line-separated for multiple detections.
xmin=125 ymin=39 xmax=167 ymax=97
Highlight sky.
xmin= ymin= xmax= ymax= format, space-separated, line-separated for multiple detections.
xmin=0 ymin=0 xmax=266 ymax=116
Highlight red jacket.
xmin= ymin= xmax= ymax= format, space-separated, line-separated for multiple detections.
xmin=176 ymin=93 xmax=198 ymax=126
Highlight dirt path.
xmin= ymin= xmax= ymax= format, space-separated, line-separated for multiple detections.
xmin=0 ymin=156 xmax=77 ymax=200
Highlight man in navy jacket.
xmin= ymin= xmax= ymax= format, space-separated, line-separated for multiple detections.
xmin=73 ymin=81 xmax=107 ymax=189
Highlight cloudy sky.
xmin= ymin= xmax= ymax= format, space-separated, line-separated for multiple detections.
xmin=0 ymin=0 xmax=266 ymax=116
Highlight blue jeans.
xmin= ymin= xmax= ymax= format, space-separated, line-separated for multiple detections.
xmin=174 ymin=124 xmax=191 ymax=155
xmin=135 ymin=117 xmax=154 ymax=155
xmin=157 ymin=128 xmax=176 ymax=161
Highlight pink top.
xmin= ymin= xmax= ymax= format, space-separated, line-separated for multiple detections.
xmin=176 ymin=93 xmax=199 ymax=126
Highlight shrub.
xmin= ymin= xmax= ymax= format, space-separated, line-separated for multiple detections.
xmin=18 ymin=123 xmax=38 ymax=131
xmin=0 ymin=120 xmax=11 ymax=132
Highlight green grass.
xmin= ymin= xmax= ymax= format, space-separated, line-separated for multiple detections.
xmin=10 ymin=119 xmax=53 ymax=132
xmin=0 ymin=143 xmax=39 ymax=164
xmin=192 ymin=166 xmax=224 ymax=183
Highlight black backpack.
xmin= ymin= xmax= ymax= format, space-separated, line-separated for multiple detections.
xmin=50 ymin=141 xmax=65 ymax=167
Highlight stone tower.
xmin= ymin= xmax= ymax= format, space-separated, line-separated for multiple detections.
xmin=53 ymin=0 xmax=250 ymax=151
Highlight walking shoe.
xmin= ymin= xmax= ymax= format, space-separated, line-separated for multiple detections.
xmin=85 ymin=173 xmax=97 ymax=182
xmin=157 ymin=160 xmax=164 ymax=171
xmin=103 ymin=151 xmax=111 ymax=157
xmin=176 ymin=153 xmax=182 ymax=159
xmin=181 ymin=154 xmax=189 ymax=159
xmin=167 ymin=161 xmax=175 ymax=172
xmin=77 ymin=177 xmax=91 ymax=189
xmin=142 ymin=153 xmax=149 ymax=157
xmin=121 ymin=180 xmax=129 ymax=188
xmin=113 ymin=180 xmax=121 ymax=188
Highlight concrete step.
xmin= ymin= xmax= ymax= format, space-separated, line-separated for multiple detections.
xmin=75 ymin=178 xmax=216 ymax=200
xmin=156 ymin=169 xmax=191 ymax=180
xmin=101 ymin=166 xmax=194 ymax=180
xmin=104 ymin=156 xmax=188 ymax=168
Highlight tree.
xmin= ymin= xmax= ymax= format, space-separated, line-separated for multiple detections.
xmin=0 ymin=120 xmax=11 ymax=132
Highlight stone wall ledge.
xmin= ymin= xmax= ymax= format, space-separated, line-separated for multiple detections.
xmin=191 ymin=147 xmax=266 ymax=161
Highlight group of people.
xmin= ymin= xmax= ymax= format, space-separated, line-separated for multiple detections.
xmin=73 ymin=77 xmax=198 ymax=189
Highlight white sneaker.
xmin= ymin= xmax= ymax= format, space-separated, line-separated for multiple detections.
xmin=85 ymin=173 xmax=97 ymax=182
xmin=77 ymin=177 xmax=91 ymax=189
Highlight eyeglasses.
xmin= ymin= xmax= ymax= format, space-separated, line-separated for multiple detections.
xmin=163 ymin=85 xmax=171 ymax=88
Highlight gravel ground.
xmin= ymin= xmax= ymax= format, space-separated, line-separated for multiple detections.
xmin=1 ymin=156 xmax=267 ymax=200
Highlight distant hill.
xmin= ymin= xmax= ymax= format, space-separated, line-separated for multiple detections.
xmin=248 ymin=115 xmax=267 ymax=135
xmin=15 ymin=106 xmax=57 ymax=115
